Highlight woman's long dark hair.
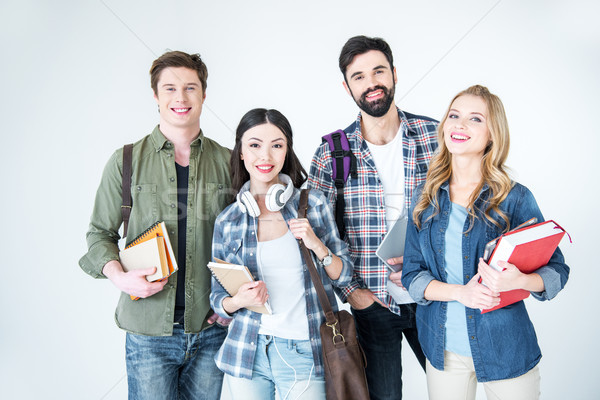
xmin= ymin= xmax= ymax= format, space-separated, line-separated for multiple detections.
xmin=231 ymin=108 xmax=307 ymax=192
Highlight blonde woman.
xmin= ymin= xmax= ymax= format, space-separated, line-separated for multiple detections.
xmin=401 ymin=85 xmax=569 ymax=400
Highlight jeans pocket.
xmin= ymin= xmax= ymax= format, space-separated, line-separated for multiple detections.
xmin=292 ymin=340 xmax=314 ymax=359
xmin=352 ymin=301 xmax=381 ymax=314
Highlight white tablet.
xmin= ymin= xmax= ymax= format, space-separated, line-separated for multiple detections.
xmin=376 ymin=216 xmax=409 ymax=272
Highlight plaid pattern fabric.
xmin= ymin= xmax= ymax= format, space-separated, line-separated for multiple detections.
xmin=210 ymin=187 xmax=352 ymax=379
xmin=307 ymin=109 xmax=438 ymax=315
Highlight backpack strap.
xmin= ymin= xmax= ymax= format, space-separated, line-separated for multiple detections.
xmin=121 ymin=144 xmax=133 ymax=239
xmin=321 ymin=128 xmax=357 ymax=238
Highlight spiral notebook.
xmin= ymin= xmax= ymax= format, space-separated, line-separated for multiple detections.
xmin=207 ymin=258 xmax=272 ymax=314
xmin=120 ymin=221 xmax=178 ymax=300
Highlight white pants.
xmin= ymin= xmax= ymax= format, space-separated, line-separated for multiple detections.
xmin=426 ymin=351 xmax=540 ymax=400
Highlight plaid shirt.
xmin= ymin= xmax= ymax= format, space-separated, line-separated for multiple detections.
xmin=307 ymin=108 xmax=438 ymax=316
xmin=210 ymin=187 xmax=352 ymax=379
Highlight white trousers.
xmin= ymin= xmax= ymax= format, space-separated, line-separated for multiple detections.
xmin=426 ymin=351 xmax=540 ymax=400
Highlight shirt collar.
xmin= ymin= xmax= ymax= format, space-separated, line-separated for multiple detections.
xmin=150 ymin=125 xmax=204 ymax=152
xmin=352 ymin=107 xmax=416 ymax=141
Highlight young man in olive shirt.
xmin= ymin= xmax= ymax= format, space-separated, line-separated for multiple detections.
xmin=80 ymin=51 xmax=231 ymax=400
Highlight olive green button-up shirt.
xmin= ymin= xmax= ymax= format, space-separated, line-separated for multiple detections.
xmin=79 ymin=126 xmax=232 ymax=336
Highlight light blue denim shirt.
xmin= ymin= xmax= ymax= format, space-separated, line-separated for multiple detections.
xmin=402 ymin=181 xmax=569 ymax=382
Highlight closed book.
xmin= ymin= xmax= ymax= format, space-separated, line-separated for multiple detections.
xmin=122 ymin=221 xmax=178 ymax=300
xmin=481 ymin=220 xmax=566 ymax=313
xmin=119 ymin=236 xmax=169 ymax=281
xmin=207 ymin=258 xmax=272 ymax=315
xmin=126 ymin=221 xmax=178 ymax=275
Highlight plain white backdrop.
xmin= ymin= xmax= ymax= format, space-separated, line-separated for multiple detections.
xmin=1 ymin=0 xmax=598 ymax=399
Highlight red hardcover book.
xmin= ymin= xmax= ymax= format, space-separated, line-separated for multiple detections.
xmin=481 ymin=220 xmax=566 ymax=313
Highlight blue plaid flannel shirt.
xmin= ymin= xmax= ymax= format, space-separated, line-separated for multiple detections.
xmin=210 ymin=187 xmax=352 ymax=379
xmin=307 ymin=109 xmax=438 ymax=316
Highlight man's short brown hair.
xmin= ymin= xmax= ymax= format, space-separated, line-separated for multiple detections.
xmin=150 ymin=51 xmax=208 ymax=95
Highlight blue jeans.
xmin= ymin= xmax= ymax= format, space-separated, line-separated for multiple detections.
xmin=126 ymin=323 xmax=226 ymax=400
xmin=226 ymin=335 xmax=325 ymax=400
xmin=352 ymin=302 xmax=426 ymax=400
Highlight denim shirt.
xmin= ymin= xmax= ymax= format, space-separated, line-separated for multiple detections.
xmin=402 ymin=182 xmax=569 ymax=382
xmin=210 ymin=187 xmax=352 ymax=379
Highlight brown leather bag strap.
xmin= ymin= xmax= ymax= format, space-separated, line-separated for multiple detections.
xmin=298 ymin=189 xmax=337 ymax=325
xmin=121 ymin=144 xmax=133 ymax=239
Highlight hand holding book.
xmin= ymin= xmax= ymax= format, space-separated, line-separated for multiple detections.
xmin=102 ymin=260 xmax=168 ymax=299
xmin=208 ymin=259 xmax=272 ymax=314
xmin=478 ymin=259 xmax=545 ymax=294
xmin=223 ymin=281 xmax=270 ymax=315
xmin=479 ymin=219 xmax=569 ymax=313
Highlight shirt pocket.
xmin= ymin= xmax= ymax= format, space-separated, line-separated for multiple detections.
xmin=202 ymin=182 xmax=230 ymax=224
xmin=130 ymin=183 xmax=158 ymax=229
xmin=222 ymin=239 xmax=243 ymax=265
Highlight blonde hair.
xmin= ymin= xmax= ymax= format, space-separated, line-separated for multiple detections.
xmin=413 ymin=85 xmax=513 ymax=232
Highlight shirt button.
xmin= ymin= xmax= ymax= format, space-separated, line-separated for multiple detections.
xmin=471 ymin=336 xmax=475 ymax=340
xmin=218 ymin=184 xmax=223 ymax=190
xmin=250 ymin=253 xmax=253 ymax=256
xmin=468 ymin=315 xmax=473 ymax=319
xmin=252 ymin=232 xmax=255 ymax=235
xmin=464 ymin=256 xmax=469 ymax=260
xmin=137 ymin=186 xmax=142 ymax=191
xmin=250 ymin=342 xmax=254 ymax=346
xmin=170 ymin=177 xmax=175 ymax=182
xmin=171 ymin=203 xmax=176 ymax=208
xmin=466 ymin=275 xmax=470 ymax=279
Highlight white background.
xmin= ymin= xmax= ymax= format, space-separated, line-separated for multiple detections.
xmin=1 ymin=0 xmax=598 ymax=399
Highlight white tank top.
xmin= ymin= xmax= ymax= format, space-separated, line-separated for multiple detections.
xmin=258 ymin=230 xmax=310 ymax=340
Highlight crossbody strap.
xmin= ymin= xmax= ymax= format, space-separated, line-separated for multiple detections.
xmin=297 ymin=189 xmax=337 ymax=325
xmin=121 ymin=143 xmax=133 ymax=239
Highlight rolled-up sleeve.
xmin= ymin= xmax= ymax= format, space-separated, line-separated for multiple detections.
xmin=402 ymin=188 xmax=436 ymax=305
xmin=79 ymin=151 xmax=123 ymax=278
xmin=407 ymin=271 xmax=435 ymax=305
xmin=512 ymin=186 xmax=570 ymax=302
xmin=530 ymin=247 xmax=569 ymax=301
xmin=309 ymin=190 xmax=353 ymax=288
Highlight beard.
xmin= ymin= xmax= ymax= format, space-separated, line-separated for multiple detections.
xmin=352 ymin=84 xmax=395 ymax=118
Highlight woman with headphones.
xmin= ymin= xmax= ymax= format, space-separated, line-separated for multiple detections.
xmin=209 ymin=108 xmax=352 ymax=400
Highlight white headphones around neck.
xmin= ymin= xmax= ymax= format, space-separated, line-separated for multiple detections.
xmin=236 ymin=174 xmax=294 ymax=217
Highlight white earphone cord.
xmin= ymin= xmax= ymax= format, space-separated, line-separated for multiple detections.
xmin=273 ymin=339 xmax=314 ymax=400
xmin=255 ymin=216 xmax=313 ymax=400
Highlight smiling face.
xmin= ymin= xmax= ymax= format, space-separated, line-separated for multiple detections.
xmin=343 ymin=50 xmax=396 ymax=118
xmin=154 ymin=67 xmax=205 ymax=133
xmin=240 ymin=123 xmax=288 ymax=193
xmin=443 ymin=94 xmax=491 ymax=160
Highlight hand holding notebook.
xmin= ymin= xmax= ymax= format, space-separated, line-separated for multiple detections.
xmin=208 ymin=258 xmax=272 ymax=314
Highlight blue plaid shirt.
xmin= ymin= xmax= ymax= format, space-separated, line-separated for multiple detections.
xmin=307 ymin=109 xmax=438 ymax=316
xmin=210 ymin=187 xmax=352 ymax=379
